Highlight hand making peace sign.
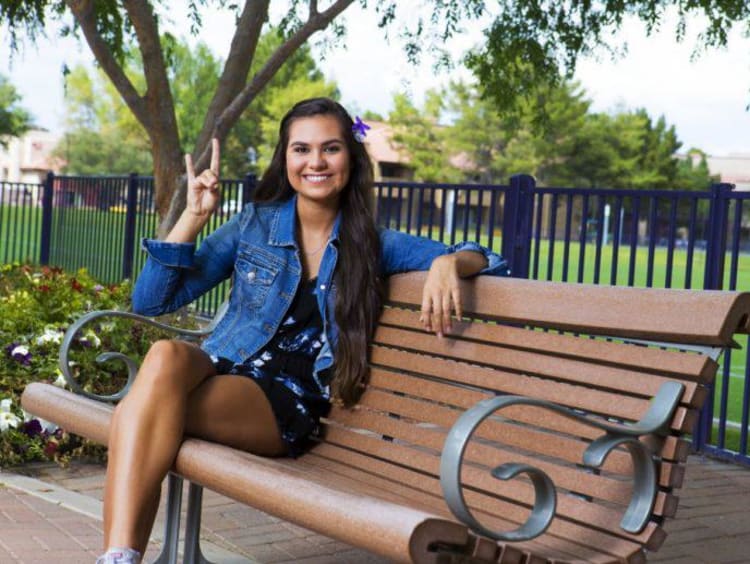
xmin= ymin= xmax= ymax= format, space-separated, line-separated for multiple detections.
xmin=185 ymin=138 xmax=221 ymax=217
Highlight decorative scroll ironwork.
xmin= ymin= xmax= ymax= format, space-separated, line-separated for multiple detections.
xmin=440 ymin=381 xmax=685 ymax=541
xmin=58 ymin=303 xmax=228 ymax=402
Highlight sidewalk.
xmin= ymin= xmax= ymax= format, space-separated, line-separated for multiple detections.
xmin=1 ymin=454 xmax=749 ymax=563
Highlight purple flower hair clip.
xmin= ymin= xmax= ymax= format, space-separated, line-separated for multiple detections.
xmin=352 ymin=116 xmax=371 ymax=143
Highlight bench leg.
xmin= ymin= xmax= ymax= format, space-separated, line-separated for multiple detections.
xmin=153 ymin=473 xmax=183 ymax=564
xmin=183 ymin=482 xmax=215 ymax=564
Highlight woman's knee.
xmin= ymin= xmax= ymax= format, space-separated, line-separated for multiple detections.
xmin=135 ymin=339 xmax=213 ymax=395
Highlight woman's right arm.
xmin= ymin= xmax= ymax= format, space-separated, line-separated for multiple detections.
xmin=132 ymin=139 xmax=236 ymax=315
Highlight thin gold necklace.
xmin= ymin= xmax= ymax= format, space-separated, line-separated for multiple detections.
xmin=303 ymin=232 xmax=331 ymax=255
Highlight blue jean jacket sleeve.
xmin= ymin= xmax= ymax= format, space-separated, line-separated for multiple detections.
xmin=131 ymin=210 xmax=245 ymax=316
xmin=379 ymin=229 xmax=510 ymax=277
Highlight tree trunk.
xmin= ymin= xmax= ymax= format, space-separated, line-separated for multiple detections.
xmin=152 ymin=138 xmax=186 ymax=239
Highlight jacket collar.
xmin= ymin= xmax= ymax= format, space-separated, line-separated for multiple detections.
xmin=270 ymin=194 xmax=341 ymax=248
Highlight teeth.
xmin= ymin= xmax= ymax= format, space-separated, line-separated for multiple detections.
xmin=305 ymin=175 xmax=329 ymax=183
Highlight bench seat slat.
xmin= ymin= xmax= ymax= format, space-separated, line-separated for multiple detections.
xmin=387 ymin=274 xmax=750 ymax=345
xmin=22 ymin=382 xmax=111 ymax=445
xmin=315 ymin=427 xmax=664 ymax=547
xmin=324 ymin=408 xmax=668 ymax=542
xmin=306 ymin=448 xmax=622 ymax=564
xmin=310 ymin=441 xmax=648 ymax=563
xmin=380 ymin=308 xmax=716 ymax=383
xmin=174 ymin=439 xmax=451 ymax=564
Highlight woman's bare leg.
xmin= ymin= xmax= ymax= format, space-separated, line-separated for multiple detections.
xmin=102 ymin=339 xmax=284 ymax=554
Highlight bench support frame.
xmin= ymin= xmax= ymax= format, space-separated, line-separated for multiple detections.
xmin=153 ymin=473 xmax=213 ymax=564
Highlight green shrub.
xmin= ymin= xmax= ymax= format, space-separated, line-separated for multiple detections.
xmin=0 ymin=263 xmax=195 ymax=467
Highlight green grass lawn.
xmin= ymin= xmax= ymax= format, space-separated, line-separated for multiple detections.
xmin=0 ymin=204 xmax=43 ymax=264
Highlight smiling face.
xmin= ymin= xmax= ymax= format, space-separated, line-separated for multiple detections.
xmin=285 ymin=114 xmax=352 ymax=208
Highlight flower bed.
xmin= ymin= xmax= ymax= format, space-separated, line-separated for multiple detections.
xmin=0 ymin=263 xmax=193 ymax=467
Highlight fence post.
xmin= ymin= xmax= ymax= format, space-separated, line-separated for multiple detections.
xmin=694 ymin=182 xmax=734 ymax=451
xmin=703 ymin=182 xmax=734 ymax=291
xmin=121 ymin=173 xmax=139 ymax=279
xmin=39 ymin=172 xmax=55 ymax=265
xmin=242 ymin=173 xmax=257 ymax=205
xmin=501 ymin=174 xmax=535 ymax=278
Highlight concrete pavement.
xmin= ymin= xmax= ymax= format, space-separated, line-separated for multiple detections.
xmin=1 ymin=455 xmax=749 ymax=563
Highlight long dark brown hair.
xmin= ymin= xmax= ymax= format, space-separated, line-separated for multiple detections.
xmin=253 ymin=97 xmax=383 ymax=406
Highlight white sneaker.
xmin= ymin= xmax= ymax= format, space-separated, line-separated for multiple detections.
xmin=95 ymin=547 xmax=142 ymax=564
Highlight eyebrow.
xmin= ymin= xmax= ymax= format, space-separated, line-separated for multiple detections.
xmin=289 ymin=138 xmax=344 ymax=147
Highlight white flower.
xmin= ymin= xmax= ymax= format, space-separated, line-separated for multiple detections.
xmin=82 ymin=330 xmax=101 ymax=348
xmin=53 ymin=369 xmax=67 ymax=388
xmin=0 ymin=411 xmax=20 ymax=431
xmin=11 ymin=345 xmax=29 ymax=357
xmin=0 ymin=399 xmax=20 ymax=432
xmin=36 ymin=327 xmax=64 ymax=346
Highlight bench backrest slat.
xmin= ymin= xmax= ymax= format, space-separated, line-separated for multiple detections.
xmin=374 ymin=327 xmax=707 ymax=400
xmin=370 ymin=347 xmax=702 ymax=424
xmin=387 ymin=274 xmax=750 ymax=345
xmin=380 ymin=308 xmax=717 ymax=383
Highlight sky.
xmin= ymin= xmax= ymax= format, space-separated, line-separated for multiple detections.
xmin=1 ymin=4 xmax=749 ymax=156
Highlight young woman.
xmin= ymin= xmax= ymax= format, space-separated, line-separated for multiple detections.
xmin=96 ymin=97 xmax=509 ymax=563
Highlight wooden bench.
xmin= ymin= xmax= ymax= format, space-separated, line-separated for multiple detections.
xmin=21 ymin=272 xmax=750 ymax=563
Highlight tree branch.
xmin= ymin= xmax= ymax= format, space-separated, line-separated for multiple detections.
xmin=65 ymin=0 xmax=149 ymax=128
xmin=195 ymin=0 xmax=270 ymax=155
xmin=193 ymin=0 xmax=355 ymax=170
xmin=122 ymin=0 xmax=178 ymax=138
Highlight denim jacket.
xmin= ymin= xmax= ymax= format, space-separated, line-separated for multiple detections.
xmin=132 ymin=196 xmax=509 ymax=393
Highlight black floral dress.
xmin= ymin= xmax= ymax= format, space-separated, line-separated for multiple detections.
xmin=211 ymin=277 xmax=331 ymax=456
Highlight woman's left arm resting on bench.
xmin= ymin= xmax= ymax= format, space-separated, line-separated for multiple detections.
xmin=421 ymin=249 xmax=490 ymax=337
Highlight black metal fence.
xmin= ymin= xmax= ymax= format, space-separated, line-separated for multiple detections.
xmin=1 ymin=172 xmax=749 ymax=465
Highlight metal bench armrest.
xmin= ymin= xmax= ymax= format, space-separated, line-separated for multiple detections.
xmin=440 ymin=381 xmax=685 ymax=542
xmin=58 ymin=303 xmax=228 ymax=403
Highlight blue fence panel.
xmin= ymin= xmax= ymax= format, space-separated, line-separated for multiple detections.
xmin=47 ymin=175 xmax=132 ymax=283
xmin=130 ymin=176 xmax=159 ymax=280
xmin=0 ymin=180 xmax=44 ymax=264
xmin=698 ymin=190 xmax=750 ymax=464
xmin=374 ymin=180 xmax=509 ymax=253
xmin=528 ymin=185 xmax=713 ymax=288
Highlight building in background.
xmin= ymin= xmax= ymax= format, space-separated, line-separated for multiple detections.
xmin=0 ymin=129 xmax=64 ymax=184
xmin=705 ymin=153 xmax=750 ymax=191
xmin=362 ymin=121 xmax=414 ymax=181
